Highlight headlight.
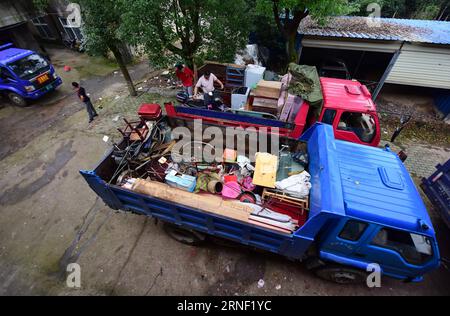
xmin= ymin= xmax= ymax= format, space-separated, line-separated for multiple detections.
xmin=52 ymin=72 xmax=58 ymax=79
xmin=25 ymin=85 xmax=36 ymax=92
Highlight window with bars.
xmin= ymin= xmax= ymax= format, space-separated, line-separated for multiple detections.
xmin=58 ymin=17 xmax=83 ymax=41
xmin=32 ymin=16 xmax=54 ymax=40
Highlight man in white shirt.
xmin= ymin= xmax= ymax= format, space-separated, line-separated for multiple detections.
xmin=194 ymin=71 xmax=224 ymax=106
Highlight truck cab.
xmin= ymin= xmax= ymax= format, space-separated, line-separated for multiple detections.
xmin=0 ymin=43 xmax=62 ymax=106
xmin=300 ymin=127 xmax=439 ymax=283
xmin=315 ymin=77 xmax=380 ymax=147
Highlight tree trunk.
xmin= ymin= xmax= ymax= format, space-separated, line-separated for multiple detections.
xmin=272 ymin=2 xmax=307 ymax=67
xmin=286 ymin=32 xmax=299 ymax=64
xmin=110 ymin=44 xmax=137 ymax=97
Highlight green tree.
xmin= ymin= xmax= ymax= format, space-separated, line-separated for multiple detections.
xmin=34 ymin=0 xmax=137 ymax=96
xmin=120 ymin=0 xmax=252 ymax=68
xmin=350 ymin=0 xmax=449 ymax=20
xmin=257 ymin=0 xmax=353 ymax=64
xmin=78 ymin=0 xmax=137 ymax=96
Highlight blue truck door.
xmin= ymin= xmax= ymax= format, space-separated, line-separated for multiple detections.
xmin=320 ymin=218 xmax=372 ymax=259
xmin=0 ymin=66 xmax=21 ymax=93
xmin=355 ymin=226 xmax=439 ymax=280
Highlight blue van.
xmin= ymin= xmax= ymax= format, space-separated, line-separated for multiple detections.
xmin=0 ymin=43 xmax=62 ymax=106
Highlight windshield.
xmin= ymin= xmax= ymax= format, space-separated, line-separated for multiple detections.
xmin=337 ymin=112 xmax=377 ymax=143
xmin=372 ymin=228 xmax=434 ymax=265
xmin=7 ymin=53 xmax=49 ymax=80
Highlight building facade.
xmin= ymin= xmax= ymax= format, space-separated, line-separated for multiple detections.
xmin=297 ymin=16 xmax=450 ymax=116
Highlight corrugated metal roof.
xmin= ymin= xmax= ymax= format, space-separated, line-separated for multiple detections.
xmin=386 ymin=50 xmax=450 ymax=89
xmin=299 ymin=16 xmax=450 ymax=45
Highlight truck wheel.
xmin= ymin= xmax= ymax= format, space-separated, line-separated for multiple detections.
xmin=7 ymin=92 xmax=27 ymax=107
xmin=163 ymin=223 xmax=205 ymax=246
xmin=315 ymin=265 xmax=367 ymax=284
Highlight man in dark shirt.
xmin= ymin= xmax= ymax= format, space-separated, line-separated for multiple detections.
xmin=72 ymin=82 xmax=98 ymax=123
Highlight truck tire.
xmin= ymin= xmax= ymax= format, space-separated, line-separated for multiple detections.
xmin=7 ymin=92 xmax=27 ymax=107
xmin=315 ymin=265 xmax=367 ymax=284
xmin=163 ymin=223 xmax=205 ymax=246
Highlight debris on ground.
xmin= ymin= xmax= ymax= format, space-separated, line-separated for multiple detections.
xmin=377 ymin=97 xmax=450 ymax=146
xmin=257 ymin=279 xmax=265 ymax=288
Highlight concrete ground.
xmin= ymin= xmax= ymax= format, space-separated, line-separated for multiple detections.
xmin=0 ymin=50 xmax=449 ymax=295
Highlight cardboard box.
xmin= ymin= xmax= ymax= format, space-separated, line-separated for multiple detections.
xmin=253 ymin=153 xmax=278 ymax=188
xmin=254 ymin=80 xmax=282 ymax=99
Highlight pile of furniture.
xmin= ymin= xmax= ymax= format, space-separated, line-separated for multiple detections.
xmin=112 ymin=104 xmax=312 ymax=233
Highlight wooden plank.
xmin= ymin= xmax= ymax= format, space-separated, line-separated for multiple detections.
xmin=130 ymin=179 xmax=293 ymax=233
xmin=248 ymin=217 xmax=293 ymax=234
xmin=262 ymin=188 xmax=309 ymax=209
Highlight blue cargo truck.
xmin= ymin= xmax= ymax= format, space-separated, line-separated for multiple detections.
xmin=0 ymin=43 xmax=62 ymax=106
xmin=421 ymin=159 xmax=450 ymax=229
xmin=80 ymin=124 xmax=440 ymax=284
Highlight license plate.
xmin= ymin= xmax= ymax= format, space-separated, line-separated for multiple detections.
xmin=37 ymin=74 xmax=50 ymax=84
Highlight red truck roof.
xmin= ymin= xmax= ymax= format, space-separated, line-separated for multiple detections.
xmin=320 ymin=77 xmax=377 ymax=112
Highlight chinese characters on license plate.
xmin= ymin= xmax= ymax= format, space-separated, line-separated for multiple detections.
xmin=37 ymin=74 xmax=50 ymax=84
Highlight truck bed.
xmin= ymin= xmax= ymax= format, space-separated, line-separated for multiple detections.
xmin=80 ymin=124 xmax=346 ymax=260
xmin=165 ymin=102 xmax=309 ymax=139
xmin=80 ymin=145 xmax=315 ymax=259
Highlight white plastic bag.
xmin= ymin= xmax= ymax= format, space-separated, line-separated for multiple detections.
xmin=275 ymin=171 xmax=311 ymax=198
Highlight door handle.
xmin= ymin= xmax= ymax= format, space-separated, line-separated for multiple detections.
xmin=354 ymin=252 xmax=366 ymax=258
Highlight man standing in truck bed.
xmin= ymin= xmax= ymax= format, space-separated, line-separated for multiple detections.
xmin=72 ymin=82 xmax=98 ymax=124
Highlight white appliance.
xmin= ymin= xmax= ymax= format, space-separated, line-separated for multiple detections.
xmin=245 ymin=65 xmax=266 ymax=88
xmin=231 ymin=87 xmax=250 ymax=110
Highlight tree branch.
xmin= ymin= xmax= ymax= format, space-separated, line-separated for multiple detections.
xmin=291 ymin=8 xmax=309 ymax=32
xmin=190 ymin=0 xmax=202 ymax=52
xmin=153 ymin=11 xmax=184 ymax=55
xmin=272 ymin=0 xmax=284 ymax=36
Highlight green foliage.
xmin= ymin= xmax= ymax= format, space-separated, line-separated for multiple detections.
xmin=412 ymin=3 xmax=442 ymax=20
xmin=76 ymin=0 xmax=121 ymax=56
xmin=32 ymin=0 xmax=49 ymax=12
xmin=76 ymin=0 xmax=137 ymax=95
xmin=255 ymin=0 xmax=353 ymax=64
xmin=256 ymin=0 xmax=354 ymax=24
xmin=349 ymin=0 xmax=449 ymax=20
xmin=120 ymin=0 xmax=252 ymax=68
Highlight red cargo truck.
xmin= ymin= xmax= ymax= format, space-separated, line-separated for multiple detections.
xmin=166 ymin=77 xmax=381 ymax=147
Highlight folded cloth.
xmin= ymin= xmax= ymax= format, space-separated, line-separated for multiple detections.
xmin=275 ymin=171 xmax=311 ymax=198
xmin=245 ymin=204 xmax=292 ymax=223
xmin=243 ymin=203 xmax=297 ymax=231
